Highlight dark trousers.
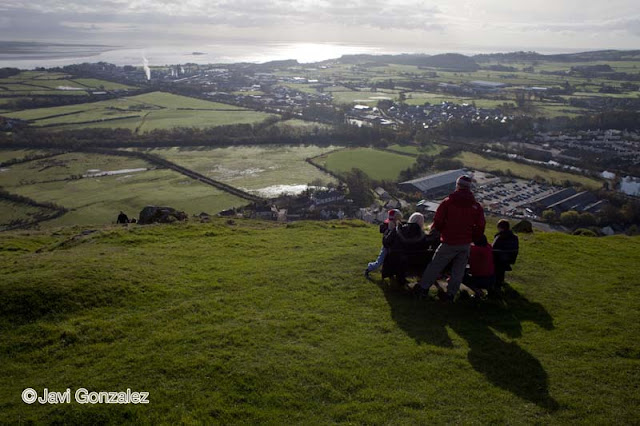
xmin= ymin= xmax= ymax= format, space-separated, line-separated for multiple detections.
xmin=495 ymin=266 xmax=507 ymax=288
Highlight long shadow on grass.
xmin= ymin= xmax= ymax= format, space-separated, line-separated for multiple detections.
xmin=377 ymin=280 xmax=558 ymax=410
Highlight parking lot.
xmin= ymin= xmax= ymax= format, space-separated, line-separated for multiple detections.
xmin=474 ymin=178 xmax=559 ymax=218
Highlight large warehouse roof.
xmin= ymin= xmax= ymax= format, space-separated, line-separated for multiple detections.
xmin=400 ymin=169 xmax=466 ymax=193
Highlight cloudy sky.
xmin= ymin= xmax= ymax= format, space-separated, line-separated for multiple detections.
xmin=1 ymin=0 xmax=639 ymax=52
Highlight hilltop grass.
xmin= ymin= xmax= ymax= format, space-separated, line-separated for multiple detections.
xmin=313 ymin=148 xmax=416 ymax=181
xmin=0 ymin=219 xmax=639 ymax=423
xmin=454 ymin=151 xmax=603 ymax=189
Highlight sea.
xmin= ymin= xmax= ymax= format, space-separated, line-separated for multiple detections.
xmin=0 ymin=41 xmax=589 ymax=69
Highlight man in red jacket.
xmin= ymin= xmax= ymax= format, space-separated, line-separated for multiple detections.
xmin=415 ymin=175 xmax=486 ymax=302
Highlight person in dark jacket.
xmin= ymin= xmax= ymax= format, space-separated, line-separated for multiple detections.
xmin=414 ymin=175 xmax=486 ymax=302
xmin=382 ymin=212 xmax=439 ymax=285
xmin=116 ymin=211 xmax=129 ymax=224
xmin=492 ymin=219 xmax=519 ymax=288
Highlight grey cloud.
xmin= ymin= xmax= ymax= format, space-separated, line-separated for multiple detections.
xmin=1 ymin=0 xmax=442 ymax=30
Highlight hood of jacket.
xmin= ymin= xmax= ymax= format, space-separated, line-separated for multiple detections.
xmin=448 ymin=188 xmax=477 ymax=208
xmin=398 ymin=223 xmax=424 ymax=242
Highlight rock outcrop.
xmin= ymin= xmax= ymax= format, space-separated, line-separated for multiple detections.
xmin=138 ymin=206 xmax=188 ymax=225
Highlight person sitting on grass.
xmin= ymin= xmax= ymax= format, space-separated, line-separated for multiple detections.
xmin=381 ymin=212 xmax=439 ymax=286
xmin=492 ymin=219 xmax=519 ymax=290
xmin=365 ymin=209 xmax=403 ymax=279
xmin=463 ymin=234 xmax=496 ymax=298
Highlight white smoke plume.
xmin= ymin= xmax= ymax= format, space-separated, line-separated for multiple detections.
xmin=142 ymin=54 xmax=151 ymax=80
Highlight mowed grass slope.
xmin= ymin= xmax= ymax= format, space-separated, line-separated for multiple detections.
xmin=1 ymin=219 xmax=638 ymax=423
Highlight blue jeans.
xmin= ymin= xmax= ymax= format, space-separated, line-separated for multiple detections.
xmin=367 ymin=247 xmax=388 ymax=272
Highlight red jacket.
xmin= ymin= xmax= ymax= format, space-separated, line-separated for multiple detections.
xmin=469 ymin=243 xmax=495 ymax=277
xmin=432 ymin=189 xmax=486 ymax=245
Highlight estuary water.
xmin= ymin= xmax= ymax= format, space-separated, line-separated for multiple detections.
xmin=0 ymin=41 xmax=401 ymax=69
xmin=0 ymin=41 xmax=588 ymax=69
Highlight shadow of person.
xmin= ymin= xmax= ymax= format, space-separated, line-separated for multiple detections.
xmin=448 ymin=315 xmax=559 ymax=410
xmin=374 ymin=278 xmax=558 ymax=410
xmin=471 ymin=282 xmax=555 ymax=340
xmin=376 ymin=278 xmax=454 ymax=348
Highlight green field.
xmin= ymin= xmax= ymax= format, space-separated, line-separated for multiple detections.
xmin=386 ymin=143 xmax=447 ymax=156
xmin=0 ymin=71 xmax=135 ymax=97
xmin=0 ymin=149 xmax=50 ymax=164
xmin=147 ymin=145 xmax=339 ymax=196
xmin=313 ymin=148 xmax=416 ymax=181
xmin=1 ymin=219 xmax=639 ymax=423
xmin=4 ymin=91 xmax=276 ymax=133
xmin=454 ymin=151 xmax=603 ymax=189
xmin=403 ymin=92 xmax=510 ymax=109
xmin=0 ymin=151 xmax=248 ymax=227
xmin=0 ymin=200 xmax=54 ymax=230
xmin=331 ymin=90 xmax=398 ymax=105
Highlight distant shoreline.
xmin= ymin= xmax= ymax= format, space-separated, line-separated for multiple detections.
xmin=0 ymin=40 xmax=633 ymax=70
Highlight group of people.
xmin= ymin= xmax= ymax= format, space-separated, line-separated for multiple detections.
xmin=365 ymin=175 xmax=519 ymax=302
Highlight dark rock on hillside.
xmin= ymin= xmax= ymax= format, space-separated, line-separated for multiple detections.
xmin=138 ymin=206 xmax=188 ymax=225
xmin=513 ymin=220 xmax=533 ymax=233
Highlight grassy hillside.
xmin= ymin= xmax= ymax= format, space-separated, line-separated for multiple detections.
xmin=1 ymin=219 xmax=639 ymax=424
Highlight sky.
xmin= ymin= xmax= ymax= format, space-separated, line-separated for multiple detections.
xmin=1 ymin=0 xmax=639 ymax=52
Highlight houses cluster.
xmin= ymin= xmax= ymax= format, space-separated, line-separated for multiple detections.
xmin=234 ymin=189 xmax=352 ymax=222
xmin=385 ymin=102 xmax=511 ymax=129
xmin=355 ymin=187 xmax=411 ymax=223
xmin=533 ymin=129 xmax=640 ymax=164
xmin=345 ymin=104 xmax=398 ymax=128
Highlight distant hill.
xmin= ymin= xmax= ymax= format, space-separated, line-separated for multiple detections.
xmin=334 ymin=53 xmax=480 ymax=71
xmin=1 ymin=218 xmax=639 ymax=423
xmin=473 ymin=49 xmax=640 ymax=63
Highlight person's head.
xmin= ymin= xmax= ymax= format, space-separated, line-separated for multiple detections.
xmin=384 ymin=209 xmax=402 ymax=225
xmin=408 ymin=212 xmax=425 ymax=229
xmin=120 ymin=211 xmax=124 ymax=214
xmin=497 ymin=219 xmax=510 ymax=231
xmin=456 ymin=175 xmax=473 ymax=191
xmin=474 ymin=234 xmax=488 ymax=246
